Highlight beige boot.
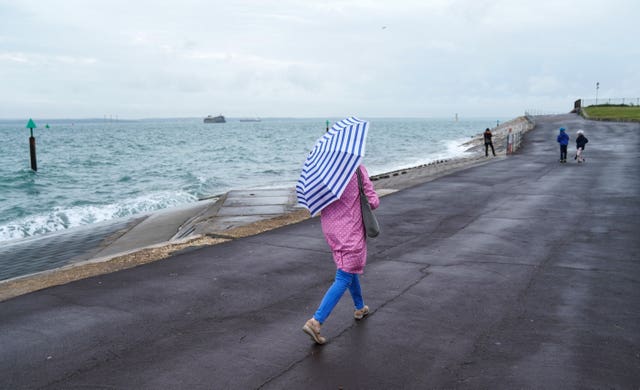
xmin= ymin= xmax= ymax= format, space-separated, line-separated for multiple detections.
xmin=302 ymin=318 xmax=326 ymax=344
xmin=354 ymin=305 xmax=370 ymax=320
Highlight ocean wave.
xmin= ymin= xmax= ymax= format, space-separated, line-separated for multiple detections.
xmin=0 ymin=191 xmax=197 ymax=243
xmin=259 ymin=168 xmax=284 ymax=175
xmin=367 ymin=136 xmax=475 ymax=176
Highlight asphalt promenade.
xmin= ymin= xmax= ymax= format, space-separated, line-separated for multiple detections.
xmin=1 ymin=114 xmax=639 ymax=389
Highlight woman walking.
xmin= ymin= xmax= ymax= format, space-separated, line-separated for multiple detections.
xmin=302 ymin=165 xmax=380 ymax=344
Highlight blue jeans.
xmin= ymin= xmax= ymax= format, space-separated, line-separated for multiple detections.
xmin=314 ymin=269 xmax=365 ymax=324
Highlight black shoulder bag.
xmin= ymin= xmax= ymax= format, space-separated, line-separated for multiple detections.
xmin=356 ymin=168 xmax=380 ymax=238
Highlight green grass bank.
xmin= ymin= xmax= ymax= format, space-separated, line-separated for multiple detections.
xmin=582 ymin=105 xmax=640 ymax=122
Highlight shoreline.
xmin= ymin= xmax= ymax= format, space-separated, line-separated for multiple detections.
xmin=0 ymin=116 xmax=534 ymax=301
xmin=0 ymin=118 xmax=506 ymax=245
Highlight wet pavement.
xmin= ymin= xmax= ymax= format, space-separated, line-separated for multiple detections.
xmin=0 ymin=114 xmax=639 ymax=389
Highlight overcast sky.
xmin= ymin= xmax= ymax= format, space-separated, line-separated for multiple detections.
xmin=1 ymin=0 xmax=638 ymax=119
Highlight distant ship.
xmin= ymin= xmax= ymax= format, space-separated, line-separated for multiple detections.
xmin=204 ymin=115 xmax=226 ymax=123
xmin=239 ymin=117 xmax=261 ymax=122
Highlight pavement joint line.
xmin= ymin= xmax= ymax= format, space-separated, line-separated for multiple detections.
xmin=384 ymin=258 xmax=549 ymax=270
xmin=259 ymin=264 xmax=432 ymax=389
xmin=375 ymin=233 xmax=441 ymax=257
xmin=256 ymin=348 xmax=314 ymax=389
xmin=545 ymin=265 xmax=624 ymax=274
xmin=383 ymin=258 xmax=436 ymax=267
xmin=333 ymin=263 xmax=431 ymax=335
xmin=242 ymin=240 xmax=331 ymax=253
xmin=446 ymin=260 xmax=555 ymax=384
xmin=429 ymin=261 xmax=539 ymax=269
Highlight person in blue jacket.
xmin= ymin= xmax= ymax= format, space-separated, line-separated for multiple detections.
xmin=557 ymin=127 xmax=570 ymax=163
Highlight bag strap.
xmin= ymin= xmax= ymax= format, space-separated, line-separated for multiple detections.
xmin=355 ymin=166 xmax=365 ymax=195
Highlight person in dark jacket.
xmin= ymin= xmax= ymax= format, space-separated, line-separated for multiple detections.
xmin=557 ymin=127 xmax=569 ymax=163
xmin=575 ymin=129 xmax=589 ymax=163
xmin=484 ymin=128 xmax=496 ymax=157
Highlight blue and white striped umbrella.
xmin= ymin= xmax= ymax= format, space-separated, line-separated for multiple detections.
xmin=296 ymin=117 xmax=369 ymax=216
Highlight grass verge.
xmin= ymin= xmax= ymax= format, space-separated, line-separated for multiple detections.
xmin=582 ymin=105 xmax=640 ymax=122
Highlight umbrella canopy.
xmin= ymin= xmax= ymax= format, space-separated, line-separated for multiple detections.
xmin=296 ymin=117 xmax=369 ymax=216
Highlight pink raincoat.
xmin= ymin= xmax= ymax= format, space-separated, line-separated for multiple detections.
xmin=320 ymin=165 xmax=380 ymax=274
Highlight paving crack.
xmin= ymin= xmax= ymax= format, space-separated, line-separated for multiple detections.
xmin=256 ymin=265 xmax=431 ymax=389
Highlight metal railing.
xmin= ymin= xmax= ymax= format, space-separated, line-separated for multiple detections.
xmin=504 ymin=118 xmax=533 ymax=154
xmin=581 ymin=98 xmax=640 ymax=107
xmin=489 ymin=115 xmax=535 ymax=155
xmin=523 ymin=109 xmax=565 ymax=116
xmin=506 ymin=130 xmax=522 ymax=154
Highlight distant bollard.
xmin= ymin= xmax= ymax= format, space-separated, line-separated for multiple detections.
xmin=26 ymin=118 xmax=38 ymax=171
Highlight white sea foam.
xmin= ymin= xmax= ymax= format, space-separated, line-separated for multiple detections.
xmin=368 ymin=136 xmax=474 ymax=176
xmin=0 ymin=191 xmax=197 ymax=242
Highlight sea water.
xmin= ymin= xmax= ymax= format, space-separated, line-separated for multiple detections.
xmin=0 ymin=117 xmax=502 ymax=243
